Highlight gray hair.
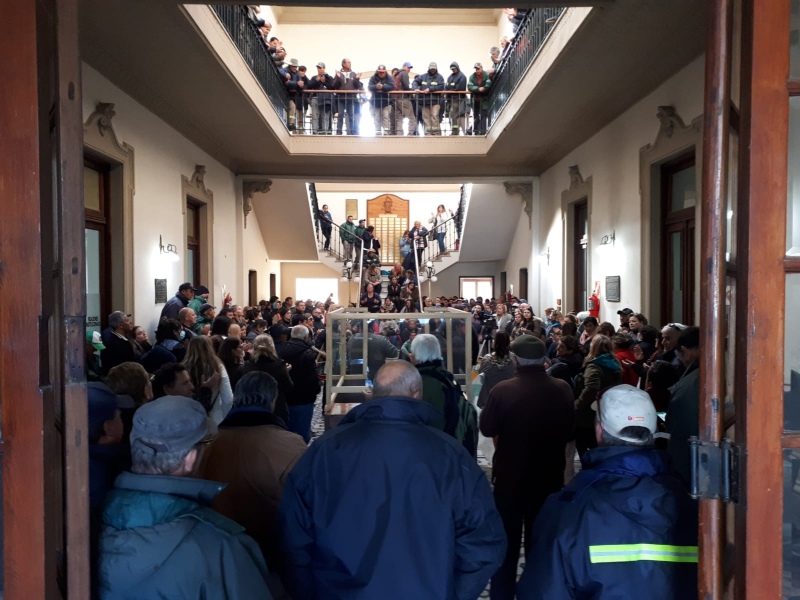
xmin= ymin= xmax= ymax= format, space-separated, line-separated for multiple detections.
xmin=291 ymin=325 xmax=309 ymax=340
xmin=490 ymin=46 xmax=500 ymax=54
xmin=178 ymin=307 xmax=193 ymax=321
xmin=108 ymin=311 xmax=127 ymax=330
xmin=410 ymin=333 xmax=442 ymax=364
xmin=233 ymin=371 xmax=277 ymax=411
xmin=251 ymin=334 xmax=278 ymax=361
xmin=381 ymin=320 xmax=399 ymax=335
xmin=513 ymin=355 xmax=546 ymax=367
xmin=131 ymin=439 xmax=193 ymax=475
xmin=373 ymin=361 xmax=422 ymax=399
xmin=600 ymin=427 xmax=654 ymax=448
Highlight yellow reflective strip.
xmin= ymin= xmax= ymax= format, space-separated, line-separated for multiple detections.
xmin=589 ymin=544 xmax=698 ymax=564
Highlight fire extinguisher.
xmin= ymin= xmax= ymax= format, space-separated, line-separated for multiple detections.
xmin=588 ymin=282 xmax=601 ymax=319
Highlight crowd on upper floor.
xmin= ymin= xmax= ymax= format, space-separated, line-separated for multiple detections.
xmin=242 ymin=5 xmax=532 ymax=135
xmin=85 ymin=276 xmax=702 ymax=599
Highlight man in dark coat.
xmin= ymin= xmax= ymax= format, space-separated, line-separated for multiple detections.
xmin=412 ymin=61 xmax=446 ymax=135
xmin=517 ymin=384 xmax=698 ymax=599
xmin=279 ymin=360 xmax=506 ymax=599
xmin=317 ymin=203 xmax=333 ymax=249
xmin=306 ymin=62 xmax=335 ymax=134
xmin=666 ymin=325 xmax=700 ymax=486
xmin=368 ymin=64 xmax=395 ymax=135
xmin=160 ymin=282 xmax=195 ymax=321
xmin=277 ymin=325 xmax=321 ymax=443
xmin=100 ymin=311 xmax=135 ymax=375
xmin=479 ymin=334 xmax=574 ymax=600
xmin=445 ymin=61 xmax=468 ymax=134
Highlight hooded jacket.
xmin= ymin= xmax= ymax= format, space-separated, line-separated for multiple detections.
xmin=98 ymin=472 xmax=271 ymax=599
xmin=517 ymin=446 xmax=698 ymax=600
xmin=279 ymin=396 xmax=506 ymax=599
xmin=446 ymin=65 xmax=468 ymax=92
xmin=574 ymin=353 xmax=623 ymax=427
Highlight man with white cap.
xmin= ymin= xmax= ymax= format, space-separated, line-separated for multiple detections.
xmin=517 ymin=384 xmax=698 ymax=599
xmin=96 ymin=396 xmax=271 ymax=599
xmin=412 ymin=61 xmax=445 ymax=135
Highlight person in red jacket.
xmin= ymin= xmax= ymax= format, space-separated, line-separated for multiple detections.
xmin=612 ymin=334 xmax=639 ymax=386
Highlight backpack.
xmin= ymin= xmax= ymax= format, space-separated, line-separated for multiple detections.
xmin=425 ymin=368 xmax=478 ymax=459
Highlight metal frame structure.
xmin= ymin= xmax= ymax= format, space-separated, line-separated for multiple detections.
xmin=324 ymin=307 xmax=473 ymax=408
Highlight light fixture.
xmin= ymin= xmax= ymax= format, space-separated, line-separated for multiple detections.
xmin=539 ymin=247 xmax=550 ymax=265
xmin=159 ymin=235 xmax=179 ymax=262
xmin=599 ymin=231 xmax=616 ymax=246
xmin=421 ymin=260 xmax=438 ymax=296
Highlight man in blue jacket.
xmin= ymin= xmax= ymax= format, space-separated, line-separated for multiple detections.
xmin=279 ymin=360 xmax=506 ymax=599
xmin=517 ymin=384 xmax=698 ymax=599
xmin=413 ymin=62 xmax=446 ymax=135
xmin=368 ymin=64 xmax=395 ymax=135
xmin=97 ymin=396 xmax=272 ymax=599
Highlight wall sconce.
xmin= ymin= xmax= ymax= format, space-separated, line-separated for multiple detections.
xmin=599 ymin=231 xmax=616 ymax=246
xmin=539 ymin=247 xmax=550 ymax=265
xmin=159 ymin=235 xmax=180 ymax=262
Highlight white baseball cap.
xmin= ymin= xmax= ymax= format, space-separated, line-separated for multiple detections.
xmin=592 ymin=384 xmax=657 ymax=442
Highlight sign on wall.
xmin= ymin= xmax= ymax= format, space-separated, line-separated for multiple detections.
xmin=155 ymin=279 xmax=168 ymax=304
xmin=605 ymin=276 xmax=621 ymax=303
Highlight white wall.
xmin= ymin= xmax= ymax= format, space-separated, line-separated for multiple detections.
xmin=242 ymin=210 xmax=276 ymax=303
xmin=82 ymin=62 xmax=270 ymax=335
xmin=269 ymin=24 xmax=500 ymax=78
xmin=429 ymin=260 xmax=499 ymax=298
xmin=499 ymin=55 xmax=706 ymax=322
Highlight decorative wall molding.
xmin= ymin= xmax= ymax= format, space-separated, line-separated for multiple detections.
xmin=83 ymin=101 xmax=136 ymax=316
xmin=504 ymin=181 xmax=533 ymax=229
xmin=568 ymin=165 xmax=584 ymax=189
xmin=242 ymin=179 xmax=272 ymax=229
xmin=184 ymin=165 xmax=213 ymax=203
xmin=639 ymin=106 xmax=703 ymax=322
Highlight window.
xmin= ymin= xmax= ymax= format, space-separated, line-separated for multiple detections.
xmin=460 ymin=277 xmax=493 ymax=300
xmin=84 ymin=157 xmax=111 ymax=331
xmin=296 ymin=278 xmax=338 ymax=304
xmin=186 ymin=200 xmax=201 ymax=284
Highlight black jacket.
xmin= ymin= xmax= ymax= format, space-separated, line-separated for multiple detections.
xmin=160 ymin=292 xmax=189 ymax=321
xmin=278 ymin=339 xmax=320 ymax=405
xmin=101 ymin=333 xmax=136 ymax=375
xmin=232 ymin=356 xmax=293 ymax=421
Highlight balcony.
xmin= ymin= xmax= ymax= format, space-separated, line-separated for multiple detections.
xmin=80 ymin=0 xmax=705 ymax=176
xmin=210 ymin=4 xmax=566 ymax=138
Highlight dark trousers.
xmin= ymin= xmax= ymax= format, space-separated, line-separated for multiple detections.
xmin=575 ymin=425 xmax=597 ymax=458
xmin=491 ymin=488 xmax=552 ymax=600
xmin=416 ymin=248 xmax=424 ymax=267
xmin=321 ymin=227 xmax=331 ymax=250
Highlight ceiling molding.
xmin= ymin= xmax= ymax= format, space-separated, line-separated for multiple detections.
xmin=272 ymin=7 xmax=502 ymax=26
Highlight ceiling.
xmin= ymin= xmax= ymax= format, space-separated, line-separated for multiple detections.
xmin=270 ymin=6 xmax=502 ymax=25
xmin=79 ymin=0 xmax=705 ymax=178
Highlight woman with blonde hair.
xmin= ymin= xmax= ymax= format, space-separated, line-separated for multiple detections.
xmin=183 ymin=335 xmax=233 ymax=424
xmin=232 ymin=333 xmax=292 ymax=423
xmin=573 ymin=334 xmax=623 ymax=457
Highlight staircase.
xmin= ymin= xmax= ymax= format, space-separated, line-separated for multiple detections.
xmin=306 ymin=183 xmax=472 ymax=301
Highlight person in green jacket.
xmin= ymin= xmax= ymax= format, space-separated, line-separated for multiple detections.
xmin=187 ymin=285 xmax=210 ymax=314
xmin=574 ymin=334 xmax=623 ymax=458
xmin=340 ymin=215 xmax=358 ymax=262
xmin=354 ymin=218 xmax=367 ymax=268
xmin=468 ymin=63 xmax=492 ymax=135
xmin=97 ymin=396 xmax=271 ymax=599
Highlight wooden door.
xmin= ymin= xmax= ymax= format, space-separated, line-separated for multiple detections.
xmin=366 ymin=194 xmax=409 ymax=266
xmin=0 ymin=0 xmax=89 ymax=597
xmin=572 ymin=200 xmax=588 ymax=312
xmin=248 ymin=270 xmax=258 ymax=306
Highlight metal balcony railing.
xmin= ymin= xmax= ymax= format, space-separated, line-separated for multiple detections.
xmin=212 ymin=5 xmax=567 ymax=137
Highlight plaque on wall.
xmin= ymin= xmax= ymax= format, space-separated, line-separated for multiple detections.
xmin=155 ymin=279 xmax=168 ymax=304
xmin=605 ymin=276 xmax=621 ymax=303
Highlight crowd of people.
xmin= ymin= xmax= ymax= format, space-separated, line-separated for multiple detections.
xmin=85 ymin=278 xmax=701 ymax=599
xmin=245 ymin=5 xmax=530 ymax=135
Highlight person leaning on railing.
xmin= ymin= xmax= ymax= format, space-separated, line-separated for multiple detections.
xmin=468 ymin=63 xmax=492 ymax=135
xmin=368 ymin=64 xmax=395 ymax=135
xmin=393 ymin=62 xmax=418 ymax=136
xmin=445 ymin=62 xmax=468 ymax=135
xmin=306 ymin=62 xmax=335 ymax=134
xmin=412 ymin=63 xmax=445 ymax=136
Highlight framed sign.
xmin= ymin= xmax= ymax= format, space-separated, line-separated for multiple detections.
xmin=155 ymin=278 xmax=168 ymax=304
xmin=605 ymin=276 xmax=621 ymax=302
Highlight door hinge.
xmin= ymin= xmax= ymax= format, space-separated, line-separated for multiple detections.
xmin=688 ymin=437 xmax=741 ymax=503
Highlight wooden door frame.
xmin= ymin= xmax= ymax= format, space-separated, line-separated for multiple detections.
xmin=1 ymin=0 xmax=88 ymax=597
xmin=732 ymin=0 xmax=790 ymax=596
xmin=248 ymin=270 xmax=258 ymax=306
xmin=572 ymin=200 xmax=588 ymax=312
